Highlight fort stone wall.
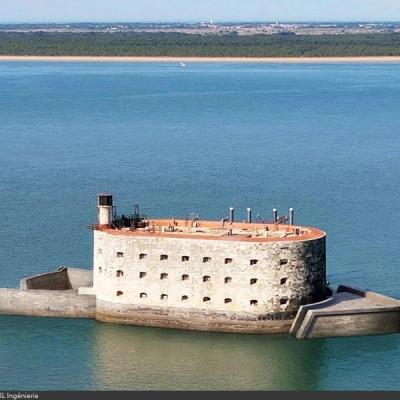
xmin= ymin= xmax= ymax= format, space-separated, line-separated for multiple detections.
xmin=92 ymin=230 xmax=326 ymax=329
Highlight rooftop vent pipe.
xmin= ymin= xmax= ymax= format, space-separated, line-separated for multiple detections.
xmin=289 ymin=208 xmax=294 ymax=225
xmin=246 ymin=208 xmax=252 ymax=223
xmin=273 ymin=209 xmax=278 ymax=223
xmin=229 ymin=207 xmax=235 ymax=223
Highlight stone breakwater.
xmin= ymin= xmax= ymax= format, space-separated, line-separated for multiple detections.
xmin=0 ymin=267 xmax=95 ymax=318
xmin=0 ymin=288 xmax=95 ymax=318
xmin=290 ymin=285 xmax=400 ymax=339
xmin=1 ymin=267 xmax=400 ymax=339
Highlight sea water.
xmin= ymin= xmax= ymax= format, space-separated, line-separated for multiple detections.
xmin=0 ymin=61 xmax=400 ymax=390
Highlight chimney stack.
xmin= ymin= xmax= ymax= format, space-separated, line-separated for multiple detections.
xmin=97 ymin=194 xmax=113 ymax=226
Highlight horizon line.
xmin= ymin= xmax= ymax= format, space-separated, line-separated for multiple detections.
xmin=1 ymin=19 xmax=400 ymax=24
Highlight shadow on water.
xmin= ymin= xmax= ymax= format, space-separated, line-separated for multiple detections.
xmin=1 ymin=315 xmax=400 ymax=390
xmin=90 ymin=321 xmax=326 ymax=390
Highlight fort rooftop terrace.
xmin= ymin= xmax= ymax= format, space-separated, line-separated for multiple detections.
xmin=95 ymin=219 xmax=326 ymax=243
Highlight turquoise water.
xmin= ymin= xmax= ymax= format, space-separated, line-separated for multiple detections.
xmin=0 ymin=62 xmax=400 ymax=390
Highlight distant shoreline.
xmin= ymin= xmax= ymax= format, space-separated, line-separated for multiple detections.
xmin=1 ymin=55 xmax=400 ymax=63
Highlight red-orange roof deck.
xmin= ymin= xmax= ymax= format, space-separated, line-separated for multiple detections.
xmin=94 ymin=219 xmax=326 ymax=243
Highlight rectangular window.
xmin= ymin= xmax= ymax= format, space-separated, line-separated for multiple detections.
xmin=139 ymin=253 xmax=147 ymax=260
xmin=182 ymin=256 xmax=190 ymax=262
xmin=116 ymin=252 xmax=124 ymax=258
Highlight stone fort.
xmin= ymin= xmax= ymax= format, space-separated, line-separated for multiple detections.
xmin=1 ymin=193 xmax=399 ymax=339
xmin=79 ymin=194 xmax=327 ymax=333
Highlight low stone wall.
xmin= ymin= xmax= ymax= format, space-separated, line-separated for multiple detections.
xmin=0 ymin=288 xmax=96 ymax=318
xmin=96 ymin=299 xmax=294 ymax=334
xmin=20 ymin=267 xmax=93 ymax=291
xmin=66 ymin=268 xmax=93 ymax=290
xmin=23 ymin=268 xmax=70 ymax=290
xmin=336 ymin=285 xmax=399 ymax=305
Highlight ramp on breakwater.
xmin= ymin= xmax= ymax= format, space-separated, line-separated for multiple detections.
xmin=290 ymin=285 xmax=400 ymax=339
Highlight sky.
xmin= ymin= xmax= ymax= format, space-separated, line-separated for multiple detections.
xmin=1 ymin=0 xmax=400 ymax=23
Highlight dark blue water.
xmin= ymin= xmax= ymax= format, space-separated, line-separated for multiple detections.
xmin=0 ymin=62 xmax=399 ymax=390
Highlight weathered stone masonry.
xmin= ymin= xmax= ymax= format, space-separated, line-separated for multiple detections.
xmin=90 ymin=226 xmax=326 ymax=332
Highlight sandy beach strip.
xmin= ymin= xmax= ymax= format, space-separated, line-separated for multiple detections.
xmin=1 ymin=55 xmax=400 ymax=63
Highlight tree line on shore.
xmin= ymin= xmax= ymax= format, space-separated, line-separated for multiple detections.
xmin=1 ymin=32 xmax=400 ymax=57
